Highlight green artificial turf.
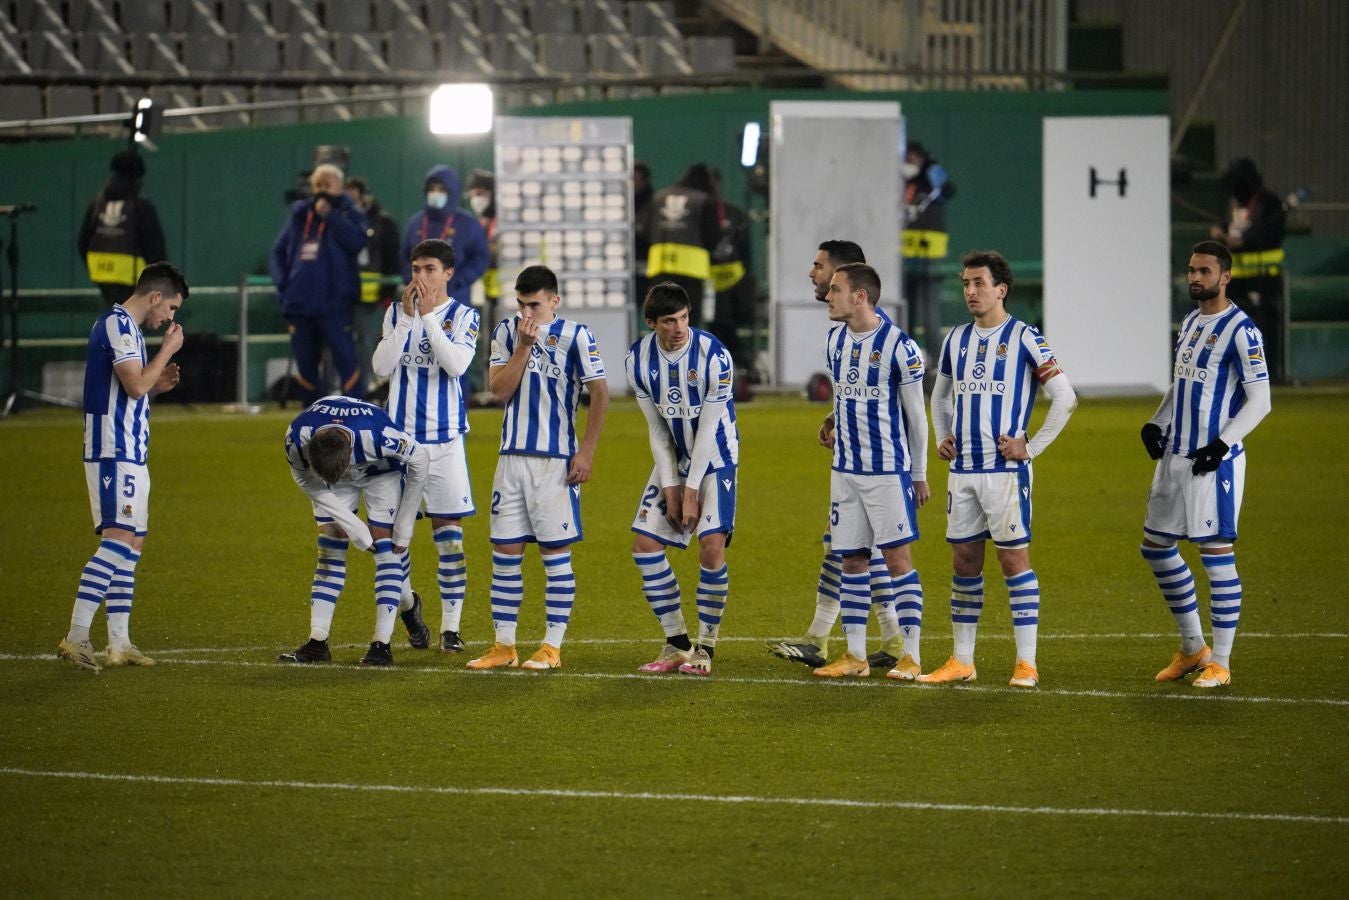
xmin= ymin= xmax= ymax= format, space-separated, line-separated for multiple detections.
xmin=1 ymin=390 xmax=1345 ymax=897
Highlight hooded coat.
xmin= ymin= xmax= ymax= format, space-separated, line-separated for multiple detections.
xmin=398 ymin=164 xmax=489 ymax=302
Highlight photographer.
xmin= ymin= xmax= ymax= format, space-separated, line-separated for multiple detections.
xmin=269 ymin=163 xmax=367 ymax=404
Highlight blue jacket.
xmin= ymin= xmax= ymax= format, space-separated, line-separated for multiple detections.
xmin=399 ymin=164 xmax=489 ymax=303
xmin=269 ymin=194 xmax=367 ymax=317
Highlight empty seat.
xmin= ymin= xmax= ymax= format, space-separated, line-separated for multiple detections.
xmin=636 ymin=35 xmax=689 ymax=76
xmin=199 ymin=85 xmax=254 ymax=126
xmin=26 ymin=30 xmax=83 ymax=70
xmin=0 ymin=85 xmax=43 ymax=120
xmin=169 ymin=0 xmax=229 ymax=34
xmin=235 ymin=31 xmax=284 ymax=71
xmin=386 ymin=30 xmax=435 ymax=71
xmin=46 ymin=84 xmax=95 ymax=116
xmin=76 ymin=30 xmax=133 ymax=73
xmin=0 ymin=32 xmax=28 ymax=70
xmin=627 ymin=1 xmax=676 ymax=36
xmin=576 ymin=1 xmax=626 ymax=34
xmin=537 ymin=32 xmax=585 ymax=74
xmin=290 ymin=33 xmax=337 ymax=73
xmin=321 ymin=0 xmax=370 ymax=31
xmin=332 ymin=32 xmax=389 ymax=72
xmin=253 ymin=86 xmax=299 ymax=125
xmin=475 ymin=0 xmax=523 ymax=34
xmin=347 ymin=83 xmax=400 ymax=119
xmin=182 ymin=32 xmax=231 ymax=71
xmin=687 ymin=35 xmax=735 ymax=73
xmin=12 ymin=0 xmax=66 ymax=30
xmin=527 ymin=0 xmax=573 ymax=33
xmin=219 ymin=0 xmax=271 ymax=32
xmin=115 ymin=0 xmax=168 ymax=32
xmin=422 ymin=0 xmax=477 ymax=33
xmin=587 ymin=34 xmax=642 ymax=75
xmin=373 ymin=0 xmax=418 ymax=30
xmin=300 ymin=84 xmax=349 ymax=122
xmin=485 ymin=33 xmax=539 ymax=75
xmin=129 ymin=32 xmax=184 ymax=71
xmin=440 ymin=33 xmax=490 ymax=74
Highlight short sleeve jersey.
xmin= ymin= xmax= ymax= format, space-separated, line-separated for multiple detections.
xmin=490 ymin=315 xmax=607 ymax=459
xmin=826 ymin=319 xmax=924 ymax=475
xmin=939 ymin=316 xmax=1061 ymax=473
xmin=83 ymin=305 xmax=149 ymax=463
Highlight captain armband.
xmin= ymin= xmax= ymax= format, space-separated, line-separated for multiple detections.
xmin=1034 ymin=359 xmax=1062 ymax=385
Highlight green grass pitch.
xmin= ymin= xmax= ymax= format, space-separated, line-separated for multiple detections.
xmin=1 ymin=389 xmax=1346 ymax=897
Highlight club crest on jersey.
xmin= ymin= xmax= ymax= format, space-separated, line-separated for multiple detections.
xmin=121 ymin=504 xmax=133 ymax=517
xmin=868 ymin=350 xmax=882 ymax=367
xmin=687 ymin=369 xmax=699 ymax=384
xmin=996 ymin=342 xmax=1008 ymax=360
xmin=1205 ymin=333 xmax=1219 ymax=347
xmin=546 ymin=333 xmax=559 ymax=348
xmin=638 ymin=508 xmax=648 ymax=522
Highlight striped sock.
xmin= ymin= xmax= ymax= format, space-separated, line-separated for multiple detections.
xmin=67 ymin=539 xmax=134 ymax=644
xmin=839 ymin=570 xmax=871 ymax=659
xmin=1006 ymin=569 xmax=1041 ymax=666
xmin=893 ymin=569 xmax=923 ymax=664
xmin=695 ymin=564 xmax=729 ymax=649
xmin=543 ymin=551 xmax=576 ymax=648
xmin=1202 ymin=551 xmax=1242 ymax=668
xmin=309 ymin=535 xmax=348 ymax=641
xmin=489 ymin=551 xmax=524 ymax=647
xmin=398 ymin=549 xmax=415 ymax=612
xmin=104 ymin=546 xmax=142 ymax=650
xmin=808 ymin=532 xmax=842 ymax=641
xmin=870 ymin=554 xmax=900 ymax=646
xmin=372 ymin=539 xmax=402 ymax=643
xmin=951 ymin=574 xmax=985 ymax=664
xmin=633 ymin=550 xmax=685 ymax=638
xmin=434 ymin=525 xmax=467 ymax=632
xmin=1141 ymin=544 xmax=1205 ymax=655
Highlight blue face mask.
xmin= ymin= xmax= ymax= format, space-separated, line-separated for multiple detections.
xmin=426 ymin=191 xmax=449 ymax=210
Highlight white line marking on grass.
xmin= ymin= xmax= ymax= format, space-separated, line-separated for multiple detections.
xmin=0 ymin=766 xmax=1343 ymax=826
xmin=11 ymin=652 xmax=1343 ymax=708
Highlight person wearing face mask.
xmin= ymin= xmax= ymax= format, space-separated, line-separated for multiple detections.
xmin=77 ymin=149 xmax=168 ymax=308
xmin=1209 ymin=158 xmax=1286 ymax=382
xmin=269 ymin=163 xmax=368 ymax=404
xmin=398 ymin=165 xmax=489 ymax=309
xmin=463 ymin=169 xmax=499 ymax=308
xmin=344 ymin=176 xmax=401 ymax=393
xmin=901 ymin=141 xmax=956 ymax=367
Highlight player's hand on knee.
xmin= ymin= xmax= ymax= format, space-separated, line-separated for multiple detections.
xmin=662 ymin=486 xmax=682 ymax=530
xmin=1140 ymin=423 xmax=1166 ymax=460
xmin=1186 ymin=438 xmax=1228 ymax=474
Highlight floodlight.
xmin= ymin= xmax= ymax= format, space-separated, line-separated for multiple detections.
xmin=429 ymin=83 xmax=494 ymax=136
xmin=131 ymin=97 xmax=161 ymax=146
xmin=740 ymin=122 xmax=761 ymax=167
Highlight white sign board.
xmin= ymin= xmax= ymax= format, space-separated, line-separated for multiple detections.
xmin=769 ymin=101 xmax=902 ymax=387
xmin=1043 ymin=116 xmax=1170 ymax=395
xmin=495 ymin=116 xmax=634 ymax=394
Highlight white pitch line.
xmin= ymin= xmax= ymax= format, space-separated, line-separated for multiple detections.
xmin=8 ymin=652 xmax=1345 ymax=707
xmin=0 ymin=766 xmax=1342 ymax=826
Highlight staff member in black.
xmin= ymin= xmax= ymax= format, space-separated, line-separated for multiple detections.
xmin=77 ymin=150 xmax=167 ymax=307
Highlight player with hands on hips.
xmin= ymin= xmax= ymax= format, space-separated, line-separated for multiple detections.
xmin=627 ymin=282 xmax=740 ymax=677
xmin=1140 ymin=241 xmax=1271 ymax=689
xmin=279 ymin=396 xmax=430 ymax=666
xmin=920 ymin=250 xmax=1077 ymax=689
xmin=467 ymin=265 xmax=609 ymax=672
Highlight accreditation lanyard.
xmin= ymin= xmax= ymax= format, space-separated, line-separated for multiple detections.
xmin=299 ymin=209 xmax=327 ymax=262
xmin=421 ymin=214 xmax=454 ymax=241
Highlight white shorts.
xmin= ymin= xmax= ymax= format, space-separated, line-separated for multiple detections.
xmin=423 ymin=438 xmax=475 ymax=519
xmin=85 ymin=459 xmax=150 ymax=536
xmin=631 ymin=465 xmax=736 ymax=550
xmin=829 ymin=470 xmax=919 ymax=554
xmin=490 ymin=455 xmax=582 ymax=546
xmin=1144 ymin=450 xmax=1245 ymax=544
xmin=312 ymin=469 xmax=403 ymax=530
xmin=946 ymin=468 xmax=1033 ymax=548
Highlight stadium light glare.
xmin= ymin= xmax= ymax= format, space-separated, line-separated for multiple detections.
xmin=131 ymin=97 xmax=161 ymax=148
xmin=428 ymin=84 xmax=494 ymax=136
xmin=740 ymin=122 xmax=761 ymax=167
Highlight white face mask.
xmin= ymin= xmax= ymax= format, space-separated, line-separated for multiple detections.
xmin=425 ymin=191 xmax=449 ymax=210
xmin=901 ymin=162 xmax=920 ymax=180
xmin=468 ymin=194 xmax=491 ymax=215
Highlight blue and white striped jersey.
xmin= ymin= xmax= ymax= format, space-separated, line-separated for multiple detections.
xmin=83 ymin=305 xmax=149 ymax=463
xmin=285 ymin=396 xmax=418 ymax=480
xmin=827 ymin=320 xmax=924 ymax=474
xmin=383 ymin=299 xmax=480 ymax=443
xmin=1166 ymin=304 xmax=1268 ymax=455
xmin=625 ymin=328 xmax=739 ymax=474
xmin=939 ymin=316 xmax=1061 ymax=473
xmin=490 ymin=315 xmax=607 ymax=459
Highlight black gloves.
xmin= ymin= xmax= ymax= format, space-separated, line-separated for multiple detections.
xmin=1187 ymin=439 xmax=1229 ymax=474
xmin=1140 ymin=423 xmax=1166 ymax=460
